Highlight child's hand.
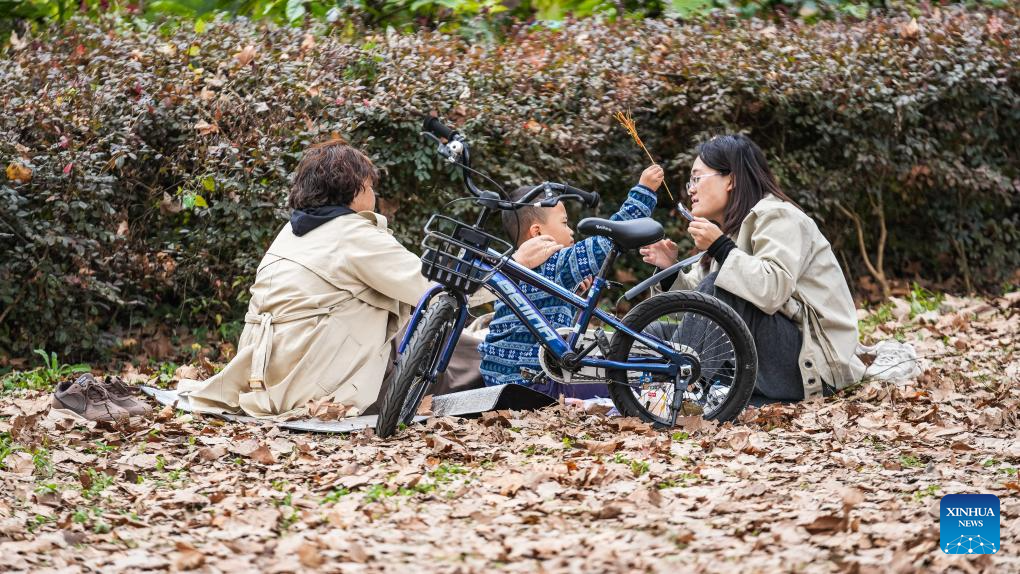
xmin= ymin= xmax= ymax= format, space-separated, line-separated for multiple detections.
xmin=688 ymin=217 xmax=723 ymax=251
xmin=513 ymin=235 xmax=563 ymax=268
xmin=576 ymin=276 xmax=594 ymax=295
xmin=639 ymin=164 xmax=664 ymax=191
xmin=640 ymin=239 xmax=678 ymax=268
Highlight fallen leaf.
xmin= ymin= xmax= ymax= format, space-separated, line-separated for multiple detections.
xmin=347 ymin=542 xmax=369 ymax=563
xmin=575 ymin=439 xmax=621 ymax=455
xmin=298 ymin=542 xmax=323 ymax=567
xmin=595 ymin=504 xmax=624 ymax=520
xmin=804 ymin=514 xmax=845 ymax=534
xmin=234 ymin=45 xmax=257 ymax=66
xmin=899 ymin=17 xmax=921 ymax=39
xmin=198 ymin=445 xmax=227 ymax=461
xmin=4 ymin=451 xmax=34 ymax=475
xmin=6 ymin=162 xmax=32 ymax=182
xmin=172 ymin=542 xmax=205 ymax=570
xmin=301 ymin=33 xmax=316 ymax=52
xmin=248 ymin=445 xmax=276 ymax=465
xmin=194 ymin=120 xmax=219 ymax=136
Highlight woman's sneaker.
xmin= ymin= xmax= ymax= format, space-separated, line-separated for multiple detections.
xmin=52 ymin=375 xmax=131 ymax=421
xmin=101 ymin=376 xmax=153 ymax=417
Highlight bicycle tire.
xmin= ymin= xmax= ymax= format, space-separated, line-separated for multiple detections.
xmin=606 ymin=290 xmax=757 ymax=427
xmin=375 ymin=293 xmax=458 ymax=438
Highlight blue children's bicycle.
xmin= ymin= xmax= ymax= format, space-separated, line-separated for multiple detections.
xmin=375 ymin=118 xmax=757 ymax=437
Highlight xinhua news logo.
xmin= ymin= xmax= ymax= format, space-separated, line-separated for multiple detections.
xmin=940 ymin=494 xmax=1000 ymax=555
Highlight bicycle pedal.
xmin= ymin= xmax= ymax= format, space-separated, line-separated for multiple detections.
xmin=520 ymin=368 xmax=546 ymax=384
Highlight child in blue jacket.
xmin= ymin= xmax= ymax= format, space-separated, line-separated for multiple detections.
xmin=479 ymin=165 xmax=663 ymax=399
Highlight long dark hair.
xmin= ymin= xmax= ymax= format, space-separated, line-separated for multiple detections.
xmin=696 ymin=134 xmax=798 ymax=236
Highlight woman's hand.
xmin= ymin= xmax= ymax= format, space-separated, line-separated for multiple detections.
xmin=639 ymin=164 xmax=664 ymax=191
xmin=513 ymin=235 xmax=563 ymax=268
xmin=639 ymin=238 xmax=679 ymax=268
xmin=688 ymin=217 xmax=723 ymax=251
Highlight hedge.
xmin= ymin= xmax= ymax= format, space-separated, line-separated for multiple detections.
xmin=1 ymin=9 xmax=1017 ymax=362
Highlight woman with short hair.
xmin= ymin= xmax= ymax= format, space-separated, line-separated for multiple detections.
xmin=178 ymin=140 xmax=560 ymax=418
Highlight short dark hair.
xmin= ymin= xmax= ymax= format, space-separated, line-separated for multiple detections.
xmin=501 ymin=186 xmax=549 ymax=245
xmin=289 ymin=139 xmax=379 ymax=210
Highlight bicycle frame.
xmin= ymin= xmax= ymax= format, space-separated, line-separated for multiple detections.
xmin=399 ymin=247 xmax=691 ymax=386
xmin=404 ymin=117 xmax=689 ymax=390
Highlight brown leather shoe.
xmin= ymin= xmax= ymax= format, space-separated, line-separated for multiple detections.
xmin=101 ymin=376 xmax=153 ymax=417
xmin=52 ymin=375 xmax=131 ymax=421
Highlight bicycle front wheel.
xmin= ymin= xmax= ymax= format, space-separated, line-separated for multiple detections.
xmin=375 ymin=293 xmax=458 ymax=438
xmin=606 ymin=290 xmax=757 ymax=427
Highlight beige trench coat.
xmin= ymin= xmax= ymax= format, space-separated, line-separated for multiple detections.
xmin=177 ymin=211 xmax=430 ymax=418
xmin=668 ymin=195 xmax=865 ymax=399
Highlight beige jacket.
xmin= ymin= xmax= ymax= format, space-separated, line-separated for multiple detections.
xmin=668 ymin=195 xmax=865 ymax=398
xmin=177 ymin=211 xmax=430 ymax=418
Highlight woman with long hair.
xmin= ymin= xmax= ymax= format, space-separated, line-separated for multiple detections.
xmin=641 ymin=134 xmax=864 ymax=403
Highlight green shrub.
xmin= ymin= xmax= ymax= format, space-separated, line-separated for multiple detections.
xmin=0 ymin=9 xmax=1017 ymax=362
xmin=0 ymin=349 xmax=90 ymax=393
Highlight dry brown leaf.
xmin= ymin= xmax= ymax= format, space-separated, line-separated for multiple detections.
xmin=5 ymin=162 xmax=32 ymax=182
xmin=595 ymin=503 xmax=624 ymax=520
xmin=575 ymin=439 xmax=621 ymax=455
xmin=300 ymin=33 xmax=316 ymax=52
xmin=233 ymin=45 xmax=257 ymax=66
xmin=306 ymin=396 xmax=348 ymax=420
xmin=417 ymin=394 xmax=433 ymax=416
xmin=248 ymin=445 xmax=276 ymax=465
xmin=172 ymin=542 xmax=205 ymax=570
xmin=347 ymin=542 xmax=369 ymax=563
xmin=481 ymin=411 xmax=511 ymax=428
xmin=193 ymin=120 xmax=219 ymax=136
xmin=803 ymin=514 xmax=845 ymax=534
xmin=198 ymin=445 xmax=227 ymax=461
xmin=297 ymin=542 xmax=324 ymax=568
xmin=899 ymin=18 xmax=921 ymax=39
xmin=5 ymin=452 xmax=34 ymax=475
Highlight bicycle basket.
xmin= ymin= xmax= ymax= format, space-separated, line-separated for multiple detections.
xmin=420 ymin=215 xmax=514 ymax=294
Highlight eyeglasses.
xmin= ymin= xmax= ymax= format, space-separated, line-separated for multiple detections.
xmin=686 ymin=172 xmax=723 ymax=192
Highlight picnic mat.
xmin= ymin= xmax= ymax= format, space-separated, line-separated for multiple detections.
xmin=140 ymin=384 xmax=556 ymax=433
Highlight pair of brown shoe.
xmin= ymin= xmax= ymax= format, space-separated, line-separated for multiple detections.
xmin=52 ymin=374 xmax=152 ymax=421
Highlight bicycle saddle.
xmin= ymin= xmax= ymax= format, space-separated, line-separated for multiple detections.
xmin=576 ymin=217 xmax=664 ymax=249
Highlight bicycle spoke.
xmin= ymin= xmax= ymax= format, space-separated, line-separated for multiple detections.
xmin=627 ymin=307 xmax=740 ymax=422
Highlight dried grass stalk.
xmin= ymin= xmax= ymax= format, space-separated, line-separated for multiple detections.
xmin=614 ymin=111 xmax=673 ymax=202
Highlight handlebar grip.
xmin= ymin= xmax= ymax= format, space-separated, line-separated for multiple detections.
xmin=422 ymin=116 xmax=457 ymax=140
xmin=562 ymin=183 xmax=600 ymax=209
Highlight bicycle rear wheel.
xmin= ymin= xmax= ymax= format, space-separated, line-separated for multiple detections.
xmin=376 ymin=293 xmax=458 ymax=438
xmin=606 ymin=290 xmax=757 ymax=426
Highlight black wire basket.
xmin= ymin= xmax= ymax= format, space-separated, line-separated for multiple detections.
xmin=420 ymin=215 xmax=514 ymax=295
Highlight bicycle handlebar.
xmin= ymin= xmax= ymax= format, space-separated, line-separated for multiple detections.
xmin=518 ymin=182 xmax=600 ymax=210
xmin=422 ymin=116 xmax=458 ymax=141
xmin=623 ymin=252 xmax=706 ymax=301
xmin=560 ymin=183 xmax=600 ymax=209
xmin=421 ymin=114 xmax=599 ymax=211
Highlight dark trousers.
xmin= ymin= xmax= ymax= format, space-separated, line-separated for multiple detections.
xmin=695 ymin=272 xmax=804 ymax=402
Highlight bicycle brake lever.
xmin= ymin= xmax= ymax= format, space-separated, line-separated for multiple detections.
xmin=421 ymin=131 xmax=453 ymax=158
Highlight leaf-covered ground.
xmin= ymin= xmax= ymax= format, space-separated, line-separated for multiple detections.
xmin=1 ymin=294 xmax=1017 ymax=573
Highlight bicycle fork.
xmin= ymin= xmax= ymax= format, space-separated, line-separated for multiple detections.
xmin=399 ymin=285 xmax=471 ymax=380
xmin=669 ymin=364 xmax=694 ymax=426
